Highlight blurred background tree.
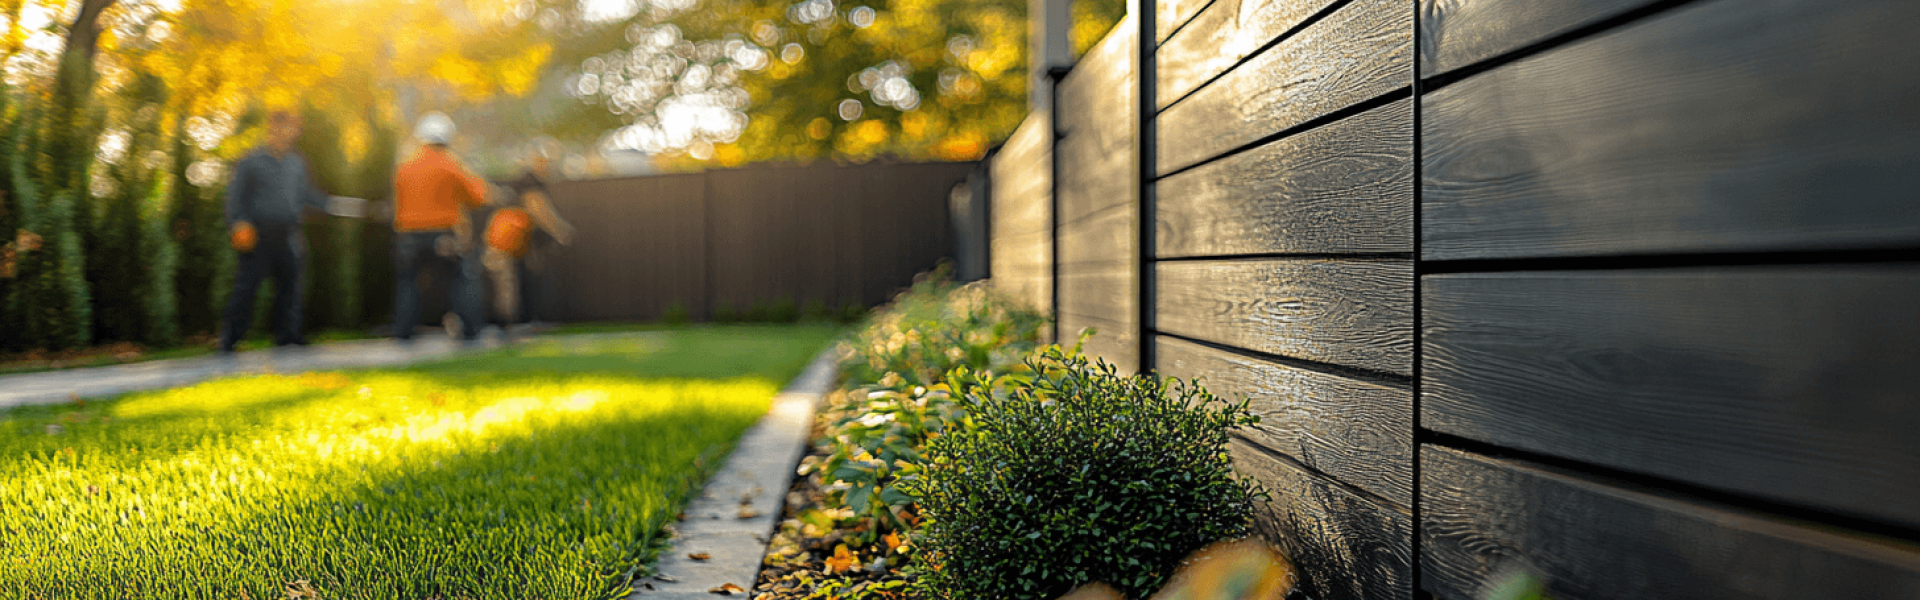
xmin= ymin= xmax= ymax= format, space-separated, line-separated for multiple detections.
xmin=0 ymin=0 xmax=1123 ymax=354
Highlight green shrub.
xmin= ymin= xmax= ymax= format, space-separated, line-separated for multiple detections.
xmin=14 ymin=191 xmax=94 ymax=350
xmin=711 ymin=301 xmax=740 ymax=323
xmin=806 ymin=373 xmax=964 ymax=533
xmin=763 ymin=295 xmax=799 ymax=323
xmin=167 ymin=128 xmax=222 ymax=337
xmin=802 ymin=298 xmax=833 ymax=322
xmin=138 ymin=174 xmax=179 ymax=346
xmin=662 ymin=301 xmax=691 ymax=326
xmin=907 ymin=349 xmax=1265 ymax=600
xmin=805 ymin=278 xmax=1051 ymax=532
xmin=837 ymin=300 xmax=867 ymax=324
xmin=842 ymin=278 xmax=1049 ymax=387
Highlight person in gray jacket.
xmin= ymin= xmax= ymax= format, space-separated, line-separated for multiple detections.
xmin=219 ymin=110 xmax=343 ymax=354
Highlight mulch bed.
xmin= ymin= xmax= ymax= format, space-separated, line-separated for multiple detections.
xmin=752 ymin=420 xmax=915 ymax=600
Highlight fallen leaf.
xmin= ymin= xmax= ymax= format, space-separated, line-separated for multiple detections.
xmin=824 ymin=544 xmax=855 ymax=574
xmin=883 ymin=532 xmax=902 ymax=552
xmin=738 ymin=507 xmax=762 ymax=519
xmin=656 ymin=574 xmax=679 ymax=582
xmin=709 ymin=583 xmax=746 ymax=595
xmin=643 ymin=582 xmax=656 ymax=590
xmin=689 ymin=552 xmax=712 ymax=561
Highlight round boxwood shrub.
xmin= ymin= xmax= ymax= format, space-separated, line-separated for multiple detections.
xmin=906 ymin=348 xmax=1266 ymax=600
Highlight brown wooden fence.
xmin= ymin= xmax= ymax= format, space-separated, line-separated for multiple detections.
xmin=537 ymin=161 xmax=974 ymax=322
xmin=990 ymin=0 xmax=1920 ymax=598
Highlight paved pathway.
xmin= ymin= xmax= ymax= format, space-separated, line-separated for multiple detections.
xmin=632 ymin=348 xmax=838 ymax=600
xmin=0 ymin=333 xmax=506 ymax=410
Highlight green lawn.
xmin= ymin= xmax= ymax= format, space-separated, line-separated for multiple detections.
xmin=0 ymin=325 xmax=839 ymax=599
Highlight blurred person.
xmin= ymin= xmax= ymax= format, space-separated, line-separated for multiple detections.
xmin=391 ymin=112 xmax=494 ymax=343
xmin=484 ymin=141 xmax=574 ymax=330
xmin=220 ymin=110 xmax=363 ymax=354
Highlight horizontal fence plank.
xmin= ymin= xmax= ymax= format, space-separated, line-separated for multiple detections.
xmin=1158 ymin=0 xmax=1410 ymax=174
xmin=1056 ymin=19 xmax=1137 ymax=224
xmin=1158 ymin=0 xmax=1218 ymax=44
xmin=991 ymin=112 xmax=1052 ymax=315
xmin=1160 ymin=337 xmax=1411 ymax=506
xmin=1423 ymin=267 xmax=1920 ymax=529
xmin=1417 ymin=0 xmax=1654 ymax=78
xmin=1157 ymin=0 xmax=1338 ymax=108
xmin=989 ymin=115 xmax=1053 ymax=237
xmin=993 ymin=230 xmax=1053 ymax=271
xmin=1422 ymin=0 xmax=1920 ymax=259
xmin=1423 ymin=445 xmax=1920 ymax=600
xmin=1059 ymin=311 xmax=1137 ymax=374
xmin=1231 ymin=440 xmax=1412 ymax=600
xmin=991 ymin=275 xmax=1050 ymax=316
xmin=1157 ymin=98 xmax=1411 ymax=258
xmin=1058 ymin=265 xmax=1135 ymax=327
xmin=1158 ymin=260 xmax=1412 ymax=376
xmin=1059 ymin=205 xmax=1135 ymax=267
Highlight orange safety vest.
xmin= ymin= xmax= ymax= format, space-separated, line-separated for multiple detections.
xmin=486 ymin=207 xmax=534 ymax=258
xmin=394 ymin=147 xmax=490 ymax=232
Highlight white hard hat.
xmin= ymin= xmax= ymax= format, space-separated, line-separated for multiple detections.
xmin=414 ymin=112 xmax=456 ymax=146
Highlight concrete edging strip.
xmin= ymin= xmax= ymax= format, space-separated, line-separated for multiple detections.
xmin=631 ymin=346 xmax=840 ymax=599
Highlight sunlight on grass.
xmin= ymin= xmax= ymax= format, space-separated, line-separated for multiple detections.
xmin=0 ymin=326 xmax=838 ymax=599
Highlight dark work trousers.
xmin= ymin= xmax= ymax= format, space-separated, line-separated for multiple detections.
xmin=392 ymin=231 xmax=482 ymax=340
xmin=220 ymin=223 xmax=306 ymax=350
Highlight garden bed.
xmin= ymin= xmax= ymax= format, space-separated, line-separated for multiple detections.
xmin=0 ymin=325 xmax=837 ymax=598
xmin=745 ymin=277 xmax=1297 ymax=600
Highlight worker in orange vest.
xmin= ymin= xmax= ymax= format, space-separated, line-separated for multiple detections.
xmin=482 ymin=143 xmax=575 ymax=331
xmin=391 ymin=112 xmax=495 ymax=343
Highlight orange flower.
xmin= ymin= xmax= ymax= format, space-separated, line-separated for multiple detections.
xmin=824 ymin=544 xmax=856 ymax=574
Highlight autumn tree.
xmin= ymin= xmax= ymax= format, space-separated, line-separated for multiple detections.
xmin=559 ymin=0 xmax=1123 ymax=168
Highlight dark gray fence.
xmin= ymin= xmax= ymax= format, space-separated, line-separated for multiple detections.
xmin=989 ymin=1 xmax=1920 ymax=598
xmin=541 ymin=161 xmax=974 ymax=322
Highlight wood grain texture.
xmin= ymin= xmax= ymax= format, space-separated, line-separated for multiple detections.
xmin=1423 ymin=445 xmax=1920 ymax=600
xmin=992 ymin=274 xmax=1050 ymax=316
xmin=1231 ymin=440 xmax=1412 ymax=600
xmin=1417 ymin=0 xmax=1653 ymax=78
xmin=990 ymin=113 xmax=1052 ymax=313
xmin=1158 ymin=0 xmax=1218 ymax=44
xmin=1157 ymin=260 xmax=1412 ymax=376
xmin=1424 ymin=267 xmax=1920 ymax=530
xmin=1059 ymin=312 xmax=1138 ymax=374
xmin=1058 ymin=265 xmax=1135 ymax=328
xmin=994 ymin=230 xmax=1053 ymax=272
xmin=1056 ymin=18 xmax=1136 ymax=225
xmin=1156 ymin=98 xmax=1411 ymax=258
xmin=1058 ymin=204 xmax=1135 ymax=267
xmin=990 ymin=114 xmax=1052 ymax=238
xmin=1157 ymin=0 xmax=1410 ymax=174
xmin=1157 ymin=0 xmax=1339 ymax=108
xmin=1422 ymin=0 xmax=1920 ymax=260
xmin=1159 ymin=337 xmax=1411 ymax=506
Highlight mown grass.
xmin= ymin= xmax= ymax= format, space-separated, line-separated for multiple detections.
xmin=0 ymin=325 xmax=839 ymax=599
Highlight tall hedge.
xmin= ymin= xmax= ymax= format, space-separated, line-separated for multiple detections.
xmin=296 ymin=105 xmax=359 ymax=330
xmin=0 ymin=89 xmax=17 ymax=351
xmin=138 ymin=171 xmax=179 ymax=346
xmin=5 ymin=111 xmax=95 ymax=351
xmin=167 ymin=125 xmax=223 ymax=338
xmin=355 ymin=115 xmax=399 ymax=327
